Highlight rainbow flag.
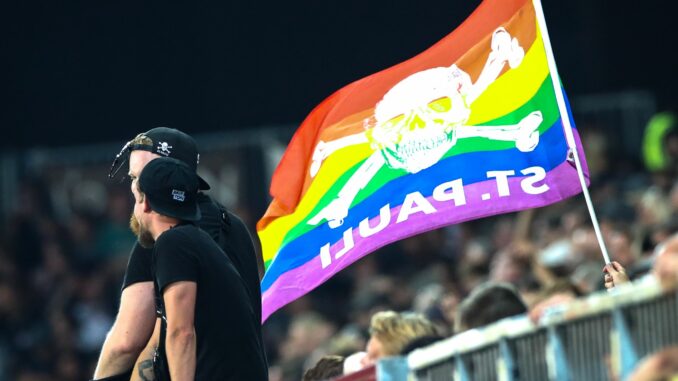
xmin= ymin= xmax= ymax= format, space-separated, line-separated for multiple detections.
xmin=257 ymin=0 xmax=588 ymax=321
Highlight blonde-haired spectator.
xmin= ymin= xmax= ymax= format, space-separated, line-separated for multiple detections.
xmin=360 ymin=311 xmax=438 ymax=368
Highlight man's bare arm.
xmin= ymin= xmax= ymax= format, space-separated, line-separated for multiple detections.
xmin=94 ymin=282 xmax=156 ymax=378
xmin=164 ymin=281 xmax=197 ymax=381
xmin=130 ymin=318 xmax=161 ymax=381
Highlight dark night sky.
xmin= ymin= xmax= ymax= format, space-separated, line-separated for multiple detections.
xmin=1 ymin=0 xmax=676 ymax=150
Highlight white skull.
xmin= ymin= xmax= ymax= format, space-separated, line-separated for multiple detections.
xmin=369 ymin=65 xmax=473 ymax=173
xmin=157 ymin=142 xmax=172 ymax=155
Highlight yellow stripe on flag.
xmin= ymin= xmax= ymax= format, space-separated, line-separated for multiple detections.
xmin=259 ymin=142 xmax=373 ymax=261
xmin=467 ymin=26 xmax=548 ymax=126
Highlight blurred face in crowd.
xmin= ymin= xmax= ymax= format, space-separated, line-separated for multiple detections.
xmin=360 ymin=336 xmax=385 ymax=368
xmin=607 ymin=230 xmax=636 ymax=266
xmin=128 ymin=150 xmax=160 ymax=248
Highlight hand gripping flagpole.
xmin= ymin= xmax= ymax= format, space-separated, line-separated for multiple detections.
xmin=532 ymin=0 xmax=611 ymax=264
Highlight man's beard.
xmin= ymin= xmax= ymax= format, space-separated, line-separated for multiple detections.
xmin=130 ymin=213 xmax=155 ymax=249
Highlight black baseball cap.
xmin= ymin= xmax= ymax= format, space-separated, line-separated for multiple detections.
xmin=109 ymin=127 xmax=211 ymax=190
xmin=138 ymin=157 xmax=201 ymax=222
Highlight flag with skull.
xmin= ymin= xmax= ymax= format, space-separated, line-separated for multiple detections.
xmin=257 ymin=0 xmax=588 ymax=321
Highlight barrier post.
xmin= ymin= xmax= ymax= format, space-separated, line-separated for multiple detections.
xmin=610 ymin=309 xmax=639 ymax=380
xmin=497 ymin=339 xmax=517 ymax=381
xmin=546 ymin=327 xmax=571 ymax=381
xmin=376 ymin=357 xmax=409 ymax=381
xmin=454 ymin=355 xmax=471 ymax=381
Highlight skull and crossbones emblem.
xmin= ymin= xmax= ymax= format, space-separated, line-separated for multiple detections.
xmin=157 ymin=142 xmax=173 ymax=156
xmin=308 ymin=27 xmax=543 ymax=228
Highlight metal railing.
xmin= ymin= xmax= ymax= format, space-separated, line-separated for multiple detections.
xmin=338 ymin=278 xmax=678 ymax=381
xmin=412 ymin=278 xmax=677 ymax=381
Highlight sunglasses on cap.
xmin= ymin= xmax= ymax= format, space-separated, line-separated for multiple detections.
xmin=108 ymin=133 xmax=154 ymax=180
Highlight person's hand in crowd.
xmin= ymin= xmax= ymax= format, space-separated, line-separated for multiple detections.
xmin=528 ymin=292 xmax=575 ymax=324
xmin=603 ymin=261 xmax=629 ymax=290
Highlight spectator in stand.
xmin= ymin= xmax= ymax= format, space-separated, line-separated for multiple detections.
xmin=302 ymin=355 xmax=344 ymax=381
xmin=528 ymin=279 xmax=581 ymax=323
xmin=360 ymin=311 xmax=438 ymax=368
xmin=653 ymin=235 xmax=678 ymax=289
xmin=454 ymin=282 xmax=527 ymax=333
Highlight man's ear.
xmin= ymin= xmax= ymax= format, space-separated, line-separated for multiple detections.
xmin=143 ymin=196 xmax=153 ymax=213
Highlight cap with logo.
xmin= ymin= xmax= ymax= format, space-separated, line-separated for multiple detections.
xmin=109 ymin=127 xmax=210 ymax=190
xmin=138 ymin=157 xmax=202 ymax=222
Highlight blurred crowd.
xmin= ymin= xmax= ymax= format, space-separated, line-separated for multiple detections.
xmin=0 ymin=183 xmax=136 ymax=380
xmin=0 ymin=112 xmax=677 ymax=381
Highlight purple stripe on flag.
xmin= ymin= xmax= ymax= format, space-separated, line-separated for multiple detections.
xmin=262 ymin=159 xmax=583 ymax=321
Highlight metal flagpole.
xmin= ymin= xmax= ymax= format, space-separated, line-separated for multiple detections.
xmin=532 ymin=0 xmax=611 ymax=264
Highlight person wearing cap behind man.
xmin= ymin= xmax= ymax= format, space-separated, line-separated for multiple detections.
xmin=93 ymin=127 xmax=266 ymax=380
xmin=130 ymin=156 xmax=267 ymax=380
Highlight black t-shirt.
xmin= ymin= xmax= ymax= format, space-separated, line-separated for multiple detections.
xmin=122 ymin=193 xmax=263 ymax=323
xmin=153 ymin=223 xmax=268 ymax=381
